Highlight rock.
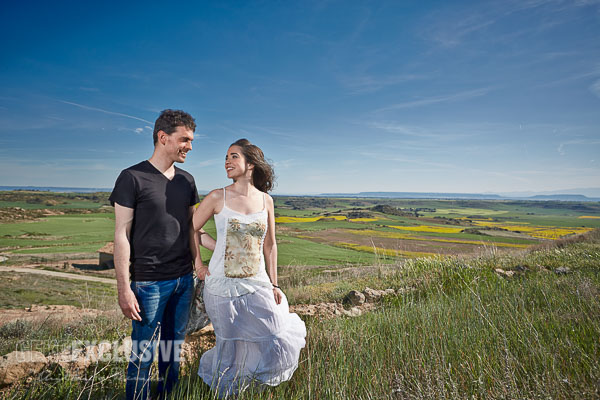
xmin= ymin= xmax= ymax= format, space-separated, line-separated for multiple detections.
xmin=84 ymin=341 xmax=113 ymax=362
xmin=47 ymin=348 xmax=91 ymax=376
xmin=0 ymin=351 xmax=48 ymax=387
xmin=555 ymin=266 xmax=571 ymax=275
xmin=363 ymin=287 xmax=383 ymax=302
xmin=188 ymin=323 xmax=214 ymax=337
xmin=495 ymin=268 xmax=515 ymax=277
xmin=383 ymin=289 xmax=396 ymax=296
xmin=343 ymin=290 xmax=365 ymax=306
xmin=342 ymin=307 xmax=362 ymax=317
xmin=117 ymin=337 xmax=132 ymax=357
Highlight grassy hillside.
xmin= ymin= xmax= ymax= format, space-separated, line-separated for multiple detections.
xmin=4 ymin=229 xmax=599 ymax=399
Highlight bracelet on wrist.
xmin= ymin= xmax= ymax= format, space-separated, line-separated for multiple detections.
xmin=272 ymin=284 xmax=280 ymax=289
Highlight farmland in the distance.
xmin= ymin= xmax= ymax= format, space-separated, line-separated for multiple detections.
xmin=0 ymin=191 xmax=599 ymax=266
xmin=272 ymin=196 xmax=599 ymax=264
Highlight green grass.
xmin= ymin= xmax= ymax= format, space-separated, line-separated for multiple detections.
xmin=0 ymin=272 xmax=117 ymax=309
xmin=0 ymin=272 xmax=122 ymax=358
xmin=0 ymin=214 xmax=114 ymax=254
xmin=5 ymin=230 xmax=599 ymax=399
xmin=277 ymin=234 xmax=381 ymax=266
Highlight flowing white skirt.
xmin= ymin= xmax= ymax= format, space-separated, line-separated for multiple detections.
xmin=198 ymin=286 xmax=306 ymax=397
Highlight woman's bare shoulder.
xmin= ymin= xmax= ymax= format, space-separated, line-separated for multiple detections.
xmin=263 ymin=192 xmax=274 ymax=207
xmin=201 ymin=188 xmax=224 ymax=205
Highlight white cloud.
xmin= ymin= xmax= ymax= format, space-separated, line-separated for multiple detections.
xmin=59 ymin=100 xmax=153 ymax=124
xmin=374 ymin=87 xmax=493 ymax=112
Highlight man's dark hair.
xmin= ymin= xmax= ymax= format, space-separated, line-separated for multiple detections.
xmin=153 ymin=109 xmax=196 ymax=145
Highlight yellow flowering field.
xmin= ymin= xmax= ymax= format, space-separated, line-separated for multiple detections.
xmin=275 ymin=215 xmax=347 ymax=223
xmin=388 ymin=225 xmax=464 ymax=234
xmin=349 ymin=229 xmax=528 ymax=248
xmin=348 ymin=217 xmax=380 ymax=222
xmin=471 ymin=220 xmax=593 ymax=239
xmin=578 ymin=216 xmax=600 ymax=219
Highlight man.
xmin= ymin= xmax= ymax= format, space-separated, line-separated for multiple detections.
xmin=110 ymin=109 xmax=215 ymax=400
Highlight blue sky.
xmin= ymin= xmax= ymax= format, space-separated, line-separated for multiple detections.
xmin=1 ymin=0 xmax=599 ymax=194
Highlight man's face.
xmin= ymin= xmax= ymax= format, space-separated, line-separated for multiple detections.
xmin=159 ymin=126 xmax=194 ymax=163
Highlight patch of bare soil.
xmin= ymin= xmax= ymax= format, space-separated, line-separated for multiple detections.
xmin=0 ymin=207 xmax=45 ymax=223
xmin=290 ymin=302 xmax=377 ymax=318
xmin=182 ymin=326 xmax=216 ymax=364
xmin=475 ymin=229 xmax=535 ymax=239
xmin=7 ymin=260 xmax=116 ymax=278
xmin=306 ymin=228 xmax=486 ymax=255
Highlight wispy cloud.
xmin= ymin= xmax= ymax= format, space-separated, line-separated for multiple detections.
xmin=59 ymin=100 xmax=153 ymax=124
xmin=374 ymin=87 xmax=493 ymax=112
xmin=366 ymin=121 xmax=477 ymax=140
xmin=424 ymin=0 xmax=597 ymax=48
xmin=341 ymin=74 xmax=426 ymax=94
xmin=219 ymin=123 xmax=298 ymax=141
xmin=117 ymin=126 xmax=151 ymax=135
xmin=558 ymin=138 xmax=600 ymax=155
xmin=358 ymin=151 xmax=460 ymax=169
xmin=79 ymin=87 xmax=100 ymax=92
xmin=590 ymin=79 xmax=600 ymax=99
xmin=190 ymin=159 xmax=220 ymax=168
xmin=539 ymin=69 xmax=600 ymax=88
xmin=273 ymin=159 xmax=294 ymax=169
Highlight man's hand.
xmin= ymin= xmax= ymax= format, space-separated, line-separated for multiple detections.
xmin=118 ymin=286 xmax=142 ymax=321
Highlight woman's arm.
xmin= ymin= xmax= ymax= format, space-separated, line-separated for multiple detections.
xmin=263 ymin=194 xmax=282 ymax=304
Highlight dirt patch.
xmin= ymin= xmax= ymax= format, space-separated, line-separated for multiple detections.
xmin=306 ymin=229 xmax=488 ymax=256
xmin=0 ymin=208 xmax=46 ymax=223
xmin=182 ymin=327 xmax=216 ymax=364
xmin=0 ymin=266 xmax=116 ymax=285
xmin=290 ymin=302 xmax=377 ymax=318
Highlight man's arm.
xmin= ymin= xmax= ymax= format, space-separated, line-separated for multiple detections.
xmin=199 ymin=230 xmax=216 ymax=252
xmin=189 ymin=206 xmax=216 ymax=280
xmin=114 ymin=203 xmax=141 ymax=321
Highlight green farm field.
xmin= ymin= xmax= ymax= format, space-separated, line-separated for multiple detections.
xmin=1 ymin=191 xmax=599 ymax=266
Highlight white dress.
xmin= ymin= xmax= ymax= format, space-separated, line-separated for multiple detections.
xmin=198 ymin=189 xmax=306 ymax=397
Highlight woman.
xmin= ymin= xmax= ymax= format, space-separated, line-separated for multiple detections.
xmin=192 ymin=138 xmax=306 ymax=397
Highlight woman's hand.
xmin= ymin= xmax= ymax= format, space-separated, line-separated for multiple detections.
xmin=273 ymin=287 xmax=282 ymax=305
xmin=195 ymin=265 xmax=210 ymax=280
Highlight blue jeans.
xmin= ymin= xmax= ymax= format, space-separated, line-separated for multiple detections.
xmin=126 ymin=273 xmax=194 ymax=400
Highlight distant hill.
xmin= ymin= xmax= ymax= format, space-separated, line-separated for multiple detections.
xmin=322 ymin=192 xmax=504 ymax=199
xmin=528 ymin=194 xmax=593 ymax=201
xmin=2 ymin=186 xmax=599 ymax=201
xmin=320 ymin=191 xmax=600 ymax=202
xmin=0 ymin=186 xmax=111 ymax=193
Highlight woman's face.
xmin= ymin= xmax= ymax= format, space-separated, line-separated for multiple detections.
xmin=225 ymin=145 xmax=251 ymax=179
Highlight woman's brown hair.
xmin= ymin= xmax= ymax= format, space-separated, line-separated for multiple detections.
xmin=231 ymin=138 xmax=275 ymax=192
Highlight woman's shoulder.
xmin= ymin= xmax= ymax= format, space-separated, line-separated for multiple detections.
xmin=262 ymin=191 xmax=274 ymax=207
xmin=204 ymin=188 xmax=225 ymax=203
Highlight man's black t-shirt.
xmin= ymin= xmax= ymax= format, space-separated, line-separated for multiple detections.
xmin=109 ymin=161 xmax=200 ymax=281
